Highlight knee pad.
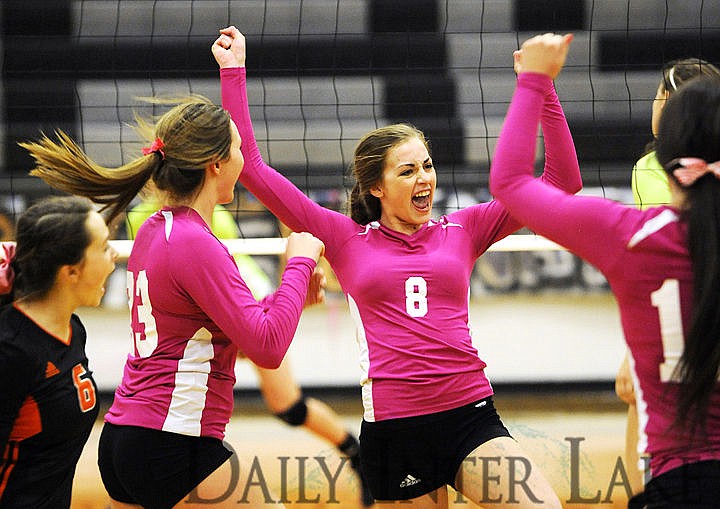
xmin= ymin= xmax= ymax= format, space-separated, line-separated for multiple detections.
xmin=275 ymin=397 xmax=308 ymax=426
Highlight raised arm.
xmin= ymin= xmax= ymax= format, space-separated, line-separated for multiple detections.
xmin=511 ymin=39 xmax=582 ymax=194
xmin=458 ymin=38 xmax=582 ymax=250
xmin=539 ymin=77 xmax=582 ymax=194
xmin=490 ymin=34 xmax=629 ymax=272
xmin=213 ymin=27 xmax=351 ymax=242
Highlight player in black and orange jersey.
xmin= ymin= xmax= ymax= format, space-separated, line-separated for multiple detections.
xmin=0 ymin=196 xmax=117 ymax=508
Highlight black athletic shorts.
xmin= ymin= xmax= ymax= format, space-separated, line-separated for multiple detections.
xmin=628 ymin=460 xmax=720 ymax=509
xmin=359 ymin=397 xmax=512 ymax=500
xmin=98 ymin=422 xmax=234 ymax=509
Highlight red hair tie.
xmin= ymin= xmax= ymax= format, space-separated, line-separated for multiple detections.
xmin=142 ymin=138 xmax=166 ymax=160
xmin=0 ymin=242 xmax=16 ymax=295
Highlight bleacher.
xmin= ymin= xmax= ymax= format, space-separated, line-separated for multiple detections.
xmin=2 ymin=0 xmax=720 ymax=205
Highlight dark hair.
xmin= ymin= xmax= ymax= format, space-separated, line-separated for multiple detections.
xmin=19 ymin=96 xmax=232 ymax=224
xmin=643 ymin=58 xmax=720 ymax=155
xmin=7 ymin=196 xmax=95 ymax=303
xmin=660 ymin=58 xmax=720 ymax=95
xmin=348 ymin=124 xmax=430 ymax=224
xmin=656 ymin=76 xmax=720 ymax=433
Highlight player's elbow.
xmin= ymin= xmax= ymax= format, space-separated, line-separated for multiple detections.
xmin=259 ymin=356 xmax=283 ymax=370
xmin=569 ymin=174 xmax=583 ymax=194
xmin=489 ymin=174 xmax=509 ymax=201
xmin=247 ymin=350 xmax=284 ymax=369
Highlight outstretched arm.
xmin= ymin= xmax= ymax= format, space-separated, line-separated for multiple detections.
xmin=461 ymin=36 xmax=582 ymax=251
xmin=490 ymin=34 xmax=629 ymax=272
xmin=512 ymin=36 xmax=582 ymax=194
xmin=213 ymin=27 xmax=351 ymax=244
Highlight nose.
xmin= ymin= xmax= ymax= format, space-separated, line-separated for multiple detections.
xmin=418 ymin=167 xmax=433 ymax=182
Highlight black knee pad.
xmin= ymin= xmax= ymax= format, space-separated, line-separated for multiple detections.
xmin=275 ymin=397 xmax=308 ymax=426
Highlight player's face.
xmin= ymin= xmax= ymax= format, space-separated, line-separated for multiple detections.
xmin=75 ymin=211 xmax=117 ymax=307
xmin=651 ymin=81 xmax=669 ymax=138
xmin=217 ymin=120 xmax=244 ymax=204
xmin=372 ymin=137 xmax=436 ymax=234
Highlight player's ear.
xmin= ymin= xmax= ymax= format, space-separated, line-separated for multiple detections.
xmin=59 ymin=264 xmax=80 ymax=285
xmin=369 ymin=185 xmax=384 ymax=198
xmin=206 ymin=160 xmax=222 ymax=175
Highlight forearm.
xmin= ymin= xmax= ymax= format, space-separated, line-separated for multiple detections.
xmin=539 ymin=79 xmax=582 ymax=193
xmin=220 ymin=67 xmax=339 ymax=236
xmin=235 ymin=256 xmax=317 ymax=368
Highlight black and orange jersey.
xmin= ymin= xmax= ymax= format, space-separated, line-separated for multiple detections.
xmin=0 ymin=305 xmax=99 ymax=508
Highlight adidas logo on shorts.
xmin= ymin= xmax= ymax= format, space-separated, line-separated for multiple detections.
xmin=399 ymin=474 xmax=421 ymax=488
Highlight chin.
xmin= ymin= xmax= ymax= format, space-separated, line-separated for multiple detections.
xmin=418 ymin=209 xmax=432 ymax=221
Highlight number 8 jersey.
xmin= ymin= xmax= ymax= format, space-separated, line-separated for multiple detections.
xmin=0 ymin=305 xmax=98 ymax=509
xmin=222 ymin=66 xmax=582 ymax=423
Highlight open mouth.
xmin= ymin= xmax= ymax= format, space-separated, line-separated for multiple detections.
xmin=412 ymin=190 xmax=431 ymax=211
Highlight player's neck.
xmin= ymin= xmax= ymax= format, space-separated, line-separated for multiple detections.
xmin=14 ymin=294 xmax=74 ymax=342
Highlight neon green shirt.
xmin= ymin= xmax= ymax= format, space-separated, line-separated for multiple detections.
xmin=631 ymin=151 xmax=671 ymax=209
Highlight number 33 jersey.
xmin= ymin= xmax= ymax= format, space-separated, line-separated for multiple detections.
xmin=0 ymin=305 xmax=98 ymax=508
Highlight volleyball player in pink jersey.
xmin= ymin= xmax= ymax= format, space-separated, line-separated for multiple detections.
xmin=21 ymin=96 xmax=325 ymax=507
xmin=490 ymin=33 xmax=720 ymax=508
xmin=213 ymin=26 xmax=582 ymax=508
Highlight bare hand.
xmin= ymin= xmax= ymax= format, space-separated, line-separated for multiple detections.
xmin=615 ymin=352 xmax=636 ymax=405
xmin=304 ymin=266 xmax=327 ymax=308
xmin=513 ymin=49 xmax=522 ymax=75
xmin=285 ymin=231 xmax=325 ymax=264
xmin=516 ymin=33 xmax=573 ymax=80
xmin=212 ymin=25 xmax=246 ymax=69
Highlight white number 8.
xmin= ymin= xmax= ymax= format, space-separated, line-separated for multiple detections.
xmin=405 ymin=276 xmax=428 ymax=317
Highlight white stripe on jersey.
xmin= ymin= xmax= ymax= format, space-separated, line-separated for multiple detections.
xmin=357 ymin=222 xmax=380 ymax=236
xmin=162 ymin=327 xmax=214 ymax=436
xmin=627 ymin=209 xmax=678 ymax=249
xmin=628 ymin=352 xmax=650 ymax=474
xmin=348 ymin=294 xmax=374 ymax=422
xmin=162 ymin=210 xmax=174 ymax=241
xmin=428 ymin=218 xmax=462 ymax=229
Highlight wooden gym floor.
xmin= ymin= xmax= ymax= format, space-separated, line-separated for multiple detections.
xmin=70 ymin=389 xmax=634 ymax=509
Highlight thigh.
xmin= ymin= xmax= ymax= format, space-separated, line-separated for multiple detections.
xmin=99 ymin=423 xmax=233 ymax=509
xmin=455 ymin=436 xmax=561 ymax=509
xmin=176 ymin=455 xmax=286 ymax=509
xmin=360 ymin=397 xmax=511 ymax=501
xmin=359 ymin=417 xmax=447 ymax=501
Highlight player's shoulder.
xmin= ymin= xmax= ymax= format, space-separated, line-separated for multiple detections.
xmin=634 ymin=150 xmax=661 ymax=170
xmin=0 ymin=306 xmax=43 ymax=361
xmin=625 ymin=206 xmax=683 ymax=250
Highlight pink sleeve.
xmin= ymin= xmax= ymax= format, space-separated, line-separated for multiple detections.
xmin=539 ymin=79 xmax=582 ymax=193
xmin=175 ymin=236 xmax=316 ymax=369
xmin=489 ymin=72 xmax=631 ymax=273
xmin=220 ymin=67 xmax=354 ymax=246
xmin=455 ymin=74 xmax=583 ymax=252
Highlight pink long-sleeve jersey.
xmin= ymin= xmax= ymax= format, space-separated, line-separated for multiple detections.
xmin=105 ymin=207 xmax=315 ymax=439
xmin=490 ymin=72 xmax=720 ymax=477
xmin=222 ymin=67 xmax=581 ymax=422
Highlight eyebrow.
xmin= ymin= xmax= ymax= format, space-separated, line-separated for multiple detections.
xmin=396 ymin=157 xmax=432 ymax=169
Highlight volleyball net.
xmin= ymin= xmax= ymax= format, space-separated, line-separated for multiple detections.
xmin=1 ymin=0 xmax=719 ymax=293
